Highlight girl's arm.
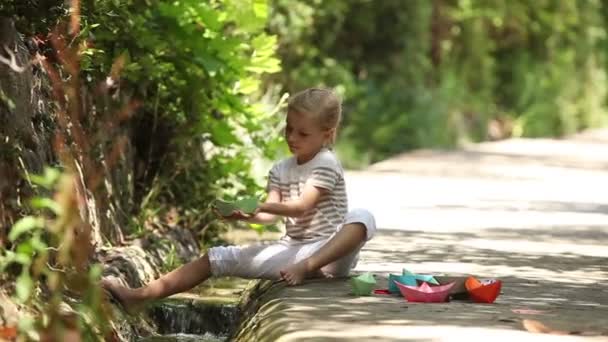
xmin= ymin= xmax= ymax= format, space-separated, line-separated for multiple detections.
xmin=258 ymin=181 xmax=327 ymax=218
xmin=244 ymin=188 xmax=282 ymax=224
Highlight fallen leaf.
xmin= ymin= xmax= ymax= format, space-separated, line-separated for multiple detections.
xmin=0 ymin=326 xmax=17 ymax=339
xmin=523 ymin=319 xmax=568 ymax=335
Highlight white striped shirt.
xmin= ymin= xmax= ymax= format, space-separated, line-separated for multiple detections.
xmin=267 ymin=149 xmax=348 ymax=243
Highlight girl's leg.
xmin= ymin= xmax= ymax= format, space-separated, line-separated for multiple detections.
xmin=101 ymin=253 xmax=212 ymax=311
xmin=280 ymin=222 xmax=366 ymax=285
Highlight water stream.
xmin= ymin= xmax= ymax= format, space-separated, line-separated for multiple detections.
xmin=137 ymin=278 xmax=251 ymax=342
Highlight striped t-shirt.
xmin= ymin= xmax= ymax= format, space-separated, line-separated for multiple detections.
xmin=267 ymin=149 xmax=348 ymax=243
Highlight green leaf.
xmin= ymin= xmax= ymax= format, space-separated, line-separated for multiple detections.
xmin=245 ymin=34 xmax=280 ymax=73
xmin=0 ymin=88 xmax=15 ymax=111
xmin=253 ymin=0 xmax=268 ymax=20
xmin=1 ymin=250 xmax=31 ymax=268
xmin=14 ymin=253 xmax=31 ymax=265
xmin=194 ymin=53 xmax=224 ymax=75
xmin=16 ymin=241 xmax=34 ymax=258
xmin=225 ymin=0 xmax=266 ymax=31
xmin=16 ymin=271 xmax=34 ymax=302
xmin=17 ymin=315 xmax=35 ymax=336
xmin=88 ymin=264 xmax=104 ymax=282
xmin=210 ymin=120 xmax=239 ymax=146
xmin=251 ymin=34 xmax=277 ymax=53
xmin=0 ymin=251 xmax=16 ymax=271
xmin=193 ymin=3 xmax=223 ymax=31
xmin=238 ymin=77 xmax=260 ymax=94
xmin=30 ymin=233 xmax=47 ymax=252
xmin=30 ymin=197 xmax=62 ymax=215
xmin=249 ymin=223 xmax=265 ymax=235
xmin=9 ymin=216 xmax=44 ymax=242
xmin=245 ymin=58 xmax=280 ymax=73
xmin=28 ymin=167 xmax=60 ymax=189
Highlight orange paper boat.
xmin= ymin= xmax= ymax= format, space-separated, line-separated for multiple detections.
xmin=465 ymin=276 xmax=502 ymax=303
xmin=395 ymin=281 xmax=455 ymax=303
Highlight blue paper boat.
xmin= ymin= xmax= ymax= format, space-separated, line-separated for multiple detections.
xmin=403 ymin=269 xmax=439 ymax=285
xmin=388 ymin=273 xmax=417 ymax=294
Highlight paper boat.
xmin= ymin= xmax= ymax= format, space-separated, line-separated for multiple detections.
xmin=433 ymin=275 xmax=470 ymax=298
xmin=465 ymin=276 xmax=502 ymax=303
xmin=213 ymin=197 xmax=259 ymax=216
xmin=388 ymin=273 xmax=417 ymax=293
xmin=395 ymin=281 xmax=455 ymax=303
xmin=403 ymin=269 xmax=439 ymax=285
xmin=351 ymin=272 xmax=376 ymax=296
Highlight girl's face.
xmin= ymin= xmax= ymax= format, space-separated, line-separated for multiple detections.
xmin=284 ymin=110 xmax=333 ymax=164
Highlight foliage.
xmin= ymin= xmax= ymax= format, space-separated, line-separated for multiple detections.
xmin=0 ymin=1 xmax=285 ymax=335
xmin=0 ymin=0 xmax=64 ymax=35
xmin=75 ymin=0 xmax=283 ymax=233
xmin=268 ymin=0 xmax=608 ymax=167
xmin=0 ymin=168 xmax=113 ymax=341
xmin=0 ymin=6 xmax=142 ymax=337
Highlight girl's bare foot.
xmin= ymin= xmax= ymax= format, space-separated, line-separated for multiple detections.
xmin=279 ymin=262 xmax=309 ymax=286
xmin=100 ymin=278 xmax=145 ymax=314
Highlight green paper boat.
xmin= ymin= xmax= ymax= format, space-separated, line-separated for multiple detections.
xmin=213 ymin=197 xmax=259 ymax=217
xmin=403 ymin=269 xmax=439 ymax=285
xmin=350 ymin=272 xmax=376 ymax=296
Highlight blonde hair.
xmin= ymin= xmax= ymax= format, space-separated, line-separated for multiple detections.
xmin=287 ymin=88 xmax=342 ymax=145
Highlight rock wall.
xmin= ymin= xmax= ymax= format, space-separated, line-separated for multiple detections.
xmin=0 ymin=17 xmax=54 ymax=241
xmin=0 ymin=16 xmax=135 ymax=246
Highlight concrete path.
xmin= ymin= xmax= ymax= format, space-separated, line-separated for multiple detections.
xmin=236 ymin=129 xmax=608 ymax=341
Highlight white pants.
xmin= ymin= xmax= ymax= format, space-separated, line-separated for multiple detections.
xmin=207 ymin=209 xmax=376 ymax=280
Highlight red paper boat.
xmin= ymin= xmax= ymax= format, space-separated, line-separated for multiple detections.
xmin=465 ymin=276 xmax=502 ymax=303
xmin=395 ymin=281 xmax=455 ymax=303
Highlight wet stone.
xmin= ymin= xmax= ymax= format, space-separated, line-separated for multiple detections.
xmin=145 ymin=298 xmax=239 ymax=338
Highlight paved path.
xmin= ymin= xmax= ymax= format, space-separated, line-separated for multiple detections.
xmin=237 ymin=129 xmax=608 ymax=341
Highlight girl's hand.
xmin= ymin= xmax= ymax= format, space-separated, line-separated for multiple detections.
xmin=256 ymin=203 xmax=267 ymax=213
xmin=213 ymin=208 xmax=256 ymax=221
xmin=231 ymin=210 xmax=256 ymax=220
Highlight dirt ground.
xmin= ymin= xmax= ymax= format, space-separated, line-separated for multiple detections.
xmin=234 ymin=129 xmax=608 ymax=341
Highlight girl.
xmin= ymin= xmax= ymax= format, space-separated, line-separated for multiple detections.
xmin=102 ymin=88 xmax=376 ymax=311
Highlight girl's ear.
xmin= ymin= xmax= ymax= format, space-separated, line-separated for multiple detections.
xmin=324 ymin=128 xmax=337 ymax=145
